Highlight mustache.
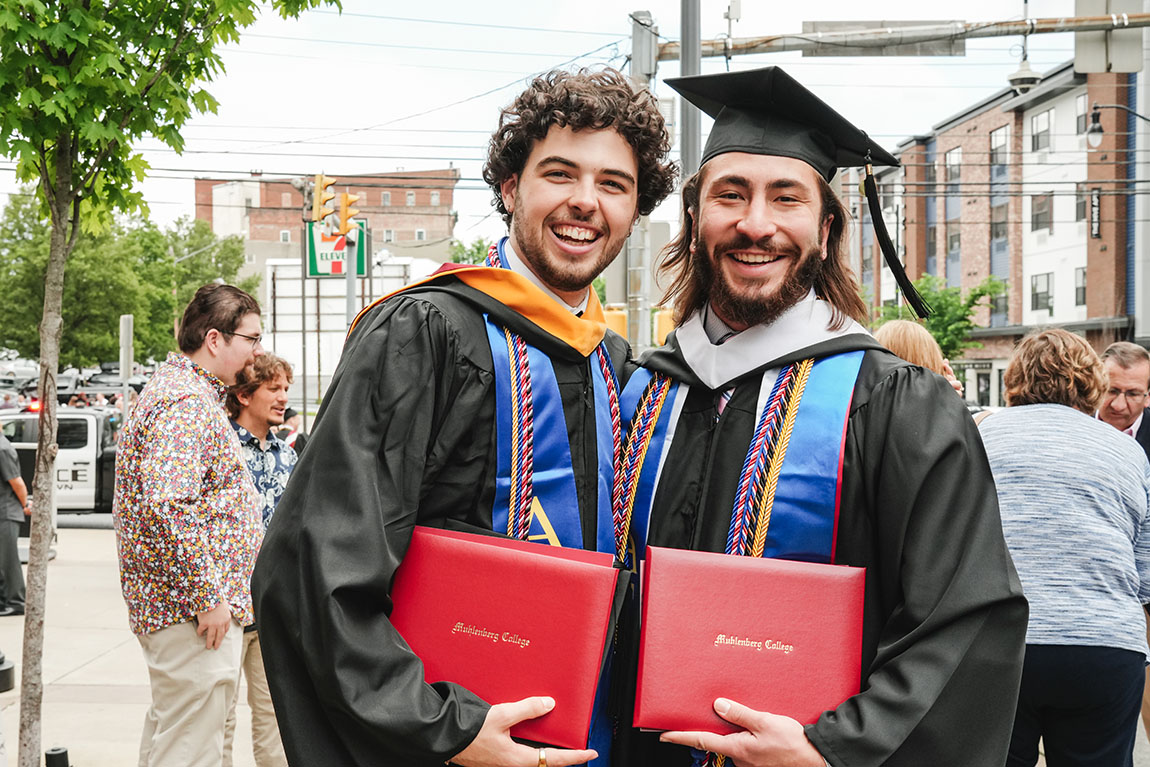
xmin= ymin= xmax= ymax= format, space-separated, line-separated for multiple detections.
xmin=710 ymin=233 xmax=802 ymax=260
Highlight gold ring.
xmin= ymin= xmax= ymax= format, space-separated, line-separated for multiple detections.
xmin=538 ymin=747 xmax=547 ymax=767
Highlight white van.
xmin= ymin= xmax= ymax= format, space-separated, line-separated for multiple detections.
xmin=0 ymin=407 xmax=117 ymax=513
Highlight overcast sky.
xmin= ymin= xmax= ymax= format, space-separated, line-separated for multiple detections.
xmin=1 ymin=0 xmax=1081 ymax=243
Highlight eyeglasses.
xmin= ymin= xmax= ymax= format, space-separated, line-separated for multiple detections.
xmin=223 ymin=330 xmax=263 ymax=348
xmin=1106 ymin=388 xmax=1147 ymax=404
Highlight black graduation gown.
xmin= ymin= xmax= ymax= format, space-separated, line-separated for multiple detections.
xmin=251 ymin=275 xmax=630 ymax=767
xmin=627 ymin=330 xmax=1028 ymax=767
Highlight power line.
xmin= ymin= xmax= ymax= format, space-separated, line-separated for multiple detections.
xmin=306 ymin=9 xmax=624 ymax=38
xmin=242 ymin=32 xmax=605 ymax=59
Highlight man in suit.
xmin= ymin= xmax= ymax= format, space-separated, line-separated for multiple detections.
xmin=1099 ymin=341 xmax=1150 ymax=739
xmin=1100 ymin=342 xmax=1150 ymax=450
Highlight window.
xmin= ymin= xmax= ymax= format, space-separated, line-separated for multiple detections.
xmin=279 ymin=230 xmax=291 ymax=243
xmin=1031 ymin=109 xmax=1052 ymax=151
xmin=945 ymin=147 xmax=962 ymax=182
xmin=991 ymin=203 xmax=1008 ymax=241
xmin=281 ymin=192 xmax=292 ymax=207
xmin=925 ymin=224 xmax=937 ymax=275
xmin=382 ymin=191 xmax=391 ymax=206
xmin=406 ymin=191 xmax=416 ymax=206
xmin=430 ymin=191 xmax=441 ymax=206
xmin=990 ymin=126 xmax=1008 ymax=166
xmin=57 ymin=419 xmax=88 ymax=450
xmin=384 ymin=229 xmax=395 ymax=243
xmin=990 ymin=292 xmax=1008 ymax=318
xmin=947 ymin=223 xmax=961 ymax=254
xmin=1076 ymin=183 xmax=1087 ymax=222
xmin=1076 ymin=267 xmax=1087 ymax=306
xmin=1031 ymin=193 xmax=1053 ymax=233
xmin=1031 ymin=273 xmax=1053 ymax=313
xmin=1076 ymin=94 xmax=1088 ymax=135
xmin=415 ymin=229 xmax=426 ymax=241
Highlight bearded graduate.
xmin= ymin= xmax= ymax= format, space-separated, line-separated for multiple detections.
xmin=251 ymin=68 xmax=676 ymax=767
xmin=617 ymin=67 xmax=1028 ymax=767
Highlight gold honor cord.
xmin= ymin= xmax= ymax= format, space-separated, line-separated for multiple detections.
xmin=749 ymin=359 xmax=813 ymax=558
xmin=618 ymin=376 xmax=673 ymax=561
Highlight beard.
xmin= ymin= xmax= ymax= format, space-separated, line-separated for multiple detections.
xmin=694 ymin=230 xmax=823 ymax=329
xmin=510 ymin=194 xmax=626 ymax=294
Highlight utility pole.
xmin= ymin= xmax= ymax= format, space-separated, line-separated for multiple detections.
xmin=627 ymin=11 xmax=660 ymax=351
xmin=679 ymin=0 xmax=701 ymax=176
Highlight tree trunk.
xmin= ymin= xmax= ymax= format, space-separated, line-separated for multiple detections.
xmin=19 ymin=148 xmax=75 ymax=767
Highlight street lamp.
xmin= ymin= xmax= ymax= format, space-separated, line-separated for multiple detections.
xmin=1086 ymin=102 xmax=1150 ymax=149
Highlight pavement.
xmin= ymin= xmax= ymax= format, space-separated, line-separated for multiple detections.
xmin=0 ymin=518 xmax=258 ymax=767
xmin=0 ymin=517 xmax=1146 ymax=766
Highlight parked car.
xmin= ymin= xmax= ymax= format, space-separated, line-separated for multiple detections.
xmin=0 ymin=407 xmax=117 ymax=513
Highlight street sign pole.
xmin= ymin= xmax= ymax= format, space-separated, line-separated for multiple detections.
xmin=346 ymin=226 xmax=357 ymax=326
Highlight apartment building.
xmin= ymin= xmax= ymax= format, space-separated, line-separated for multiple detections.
xmin=851 ymin=61 xmax=1140 ymax=407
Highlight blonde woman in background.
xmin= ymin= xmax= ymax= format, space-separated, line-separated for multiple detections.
xmin=874 ymin=319 xmax=965 ymax=397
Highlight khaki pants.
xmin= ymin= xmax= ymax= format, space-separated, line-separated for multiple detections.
xmin=223 ymin=630 xmax=287 ymax=767
xmin=137 ymin=619 xmax=243 ymax=767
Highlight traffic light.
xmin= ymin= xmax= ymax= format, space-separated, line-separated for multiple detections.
xmin=337 ymin=192 xmax=360 ymax=235
xmin=313 ymin=174 xmax=336 ymax=222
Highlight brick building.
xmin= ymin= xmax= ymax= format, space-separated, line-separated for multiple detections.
xmin=194 ymin=168 xmax=461 ymax=308
xmin=848 ymin=61 xmax=1140 ymax=407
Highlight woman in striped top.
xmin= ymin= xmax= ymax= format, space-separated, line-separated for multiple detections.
xmin=979 ymin=328 xmax=1150 ymax=767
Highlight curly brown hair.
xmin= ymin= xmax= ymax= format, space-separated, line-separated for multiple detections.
xmin=658 ymin=167 xmax=868 ymax=329
xmin=1004 ymin=328 xmax=1106 ymax=414
xmin=226 ymin=353 xmax=294 ymax=420
xmin=483 ymin=68 xmax=677 ymax=225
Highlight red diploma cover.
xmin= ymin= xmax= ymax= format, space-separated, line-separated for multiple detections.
xmin=634 ymin=546 xmax=865 ymax=733
xmin=390 ymin=527 xmax=620 ymax=749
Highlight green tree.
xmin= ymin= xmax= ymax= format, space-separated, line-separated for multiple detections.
xmin=876 ymin=274 xmax=1007 ymax=359
xmin=0 ymin=2 xmax=335 ymax=761
xmin=449 ymin=236 xmax=493 ymax=264
xmin=0 ymin=198 xmax=257 ymax=367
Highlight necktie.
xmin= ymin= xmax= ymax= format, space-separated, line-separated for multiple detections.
xmin=715 ymin=331 xmax=737 ymax=418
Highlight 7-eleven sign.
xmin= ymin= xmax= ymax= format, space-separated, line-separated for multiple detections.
xmin=306 ymin=220 xmax=367 ymax=278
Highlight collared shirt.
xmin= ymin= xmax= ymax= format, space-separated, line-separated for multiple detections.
xmin=1097 ymin=409 xmax=1144 ymax=438
xmin=502 ymin=237 xmax=590 ymax=316
xmin=702 ymin=302 xmax=739 ymax=345
xmin=112 ymin=352 xmax=262 ymax=635
xmin=231 ymin=420 xmax=297 ymax=529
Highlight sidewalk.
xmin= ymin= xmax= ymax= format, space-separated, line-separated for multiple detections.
xmin=0 ymin=524 xmax=1148 ymax=766
xmin=0 ymin=524 xmax=257 ymax=767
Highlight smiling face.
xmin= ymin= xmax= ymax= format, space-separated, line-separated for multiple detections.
xmin=500 ymin=125 xmax=640 ymax=304
xmin=237 ymin=372 xmax=291 ymax=437
xmin=692 ymin=152 xmax=831 ymax=331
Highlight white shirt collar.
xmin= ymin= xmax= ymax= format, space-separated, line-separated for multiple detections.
xmin=501 ymin=237 xmax=589 ymax=316
xmin=676 ymin=290 xmax=872 ymax=390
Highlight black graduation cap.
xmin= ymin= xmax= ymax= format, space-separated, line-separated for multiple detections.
xmin=665 ymin=66 xmax=930 ymax=318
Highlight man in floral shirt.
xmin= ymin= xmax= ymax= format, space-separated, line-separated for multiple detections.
xmin=113 ymin=283 xmax=265 ymax=767
xmin=223 ymin=353 xmax=297 ymax=767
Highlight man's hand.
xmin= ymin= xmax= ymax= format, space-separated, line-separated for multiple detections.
xmin=660 ymin=698 xmax=825 ymax=767
xmin=195 ymin=603 xmax=232 ymax=650
xmin=450 ymin=697 xmax=597 ymax=767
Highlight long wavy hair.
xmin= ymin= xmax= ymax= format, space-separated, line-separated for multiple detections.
xmin=658 ymin=167 xmax=868 ymax=330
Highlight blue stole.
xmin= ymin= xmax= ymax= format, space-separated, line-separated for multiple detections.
xmin=621 ymin=351 xmax=864 ymax=563
xmin=483 ymin=317 xmax=617 ymax=554
xmin=738 ymin=351 xmax=864 ymax=562
xmin=481 ymin=245 xmax=620 ymax=762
